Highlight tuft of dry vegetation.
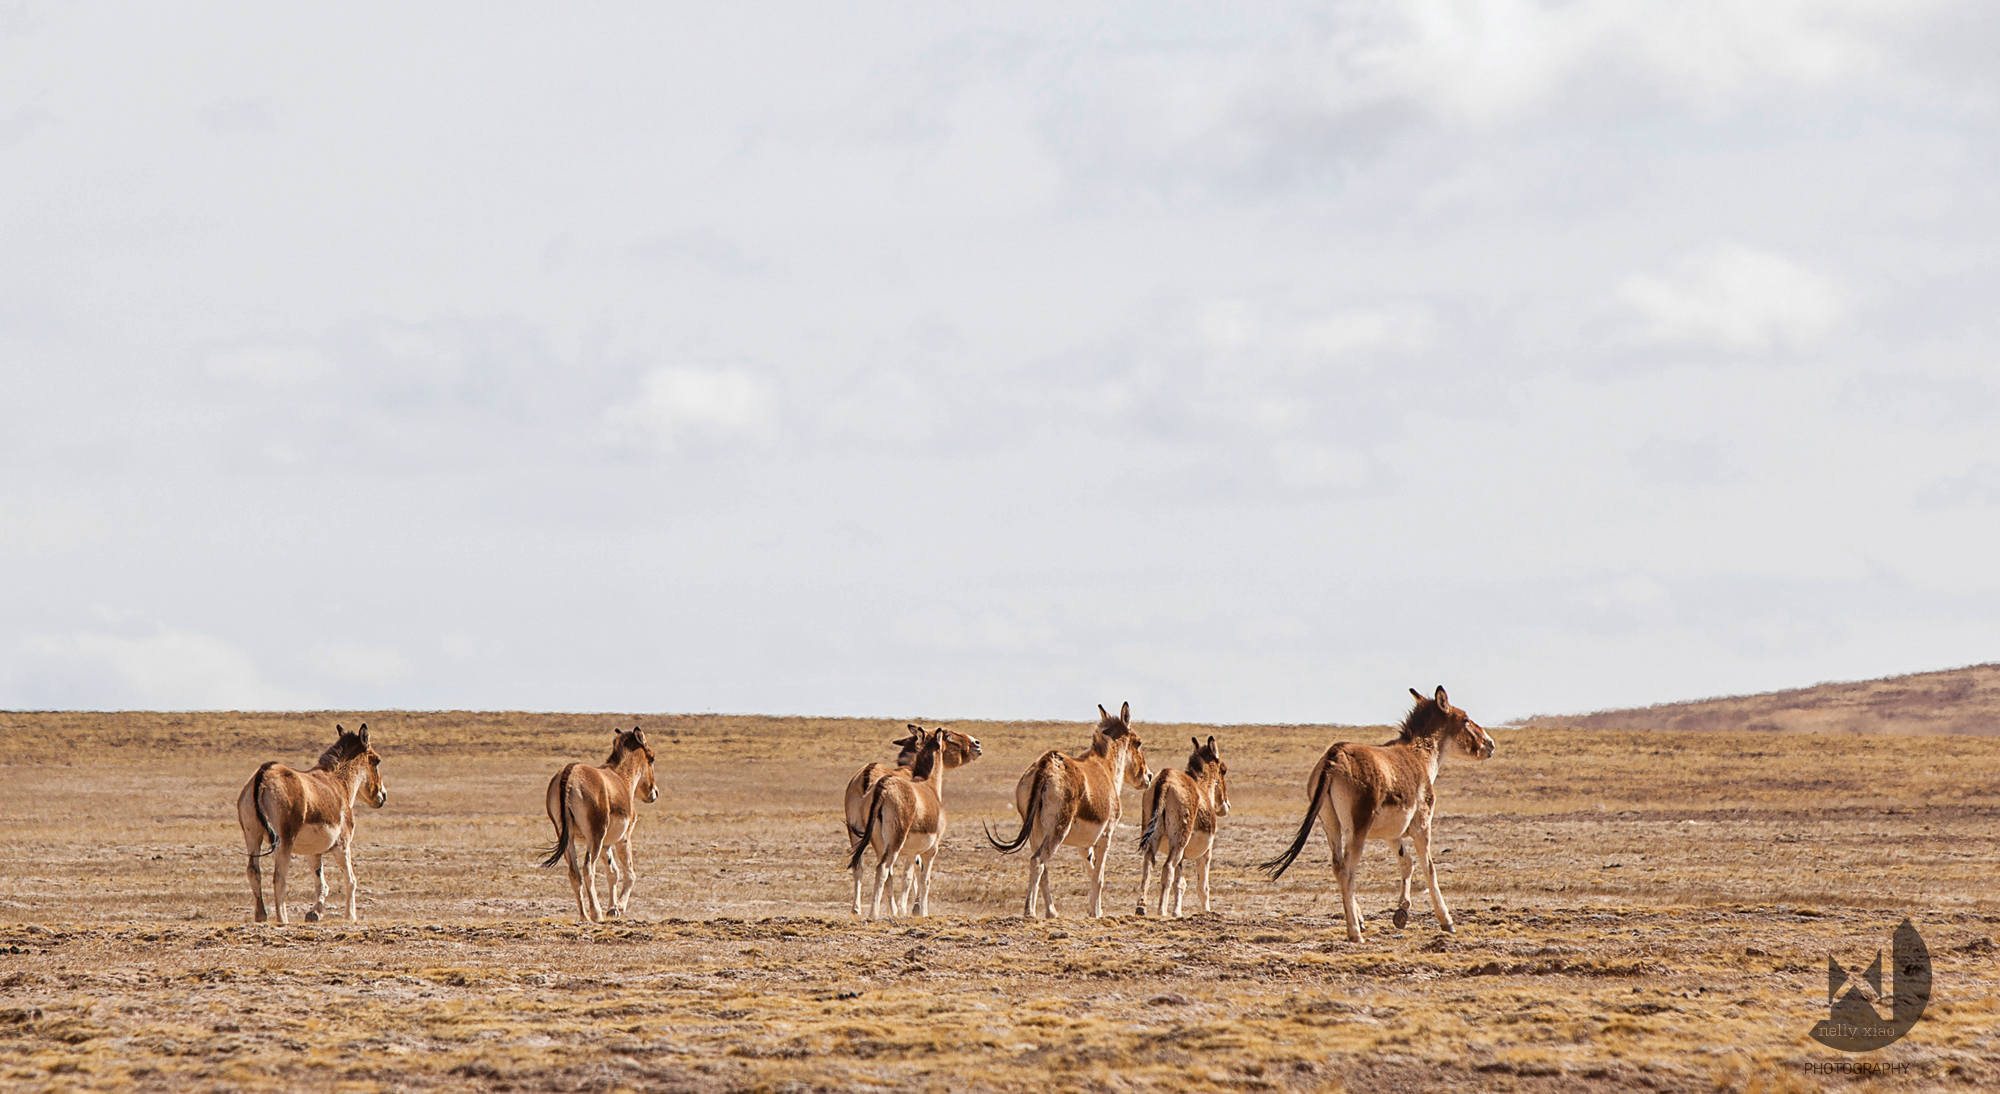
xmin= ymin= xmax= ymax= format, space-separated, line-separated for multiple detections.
xmin=1 ymin=710 xmax=1997 ymax=1092
xmin=1518 ymin=663 xmax=2000 ymax=736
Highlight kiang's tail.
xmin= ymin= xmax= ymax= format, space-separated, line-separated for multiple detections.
xmin=537 ymin=763 xmax=577 ymax=869
xmin=846 ymin=770 xmax=877 ymax=844
xmin=1260 ymin=750 xmax=1337 ymax=880
xmin=248 ymin=761 xmax=281 ymax=859
xmin=1028 ymin=765 xmax=1081 ymax=864
xmin=985 ymin=754 xmax=1056 ymax=855
xmin=1136 ymin=773 xmax=1169 ymax=861
xmin=847 ymin=780 xmax=892 ymax=871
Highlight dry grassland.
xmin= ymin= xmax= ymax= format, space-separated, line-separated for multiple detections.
xmin=2 ymin=710 xmax=1998 ymax=1093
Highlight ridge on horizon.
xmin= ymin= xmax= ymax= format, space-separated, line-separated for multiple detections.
xmin=1516 ymin=662 xmax=2000 ymax=736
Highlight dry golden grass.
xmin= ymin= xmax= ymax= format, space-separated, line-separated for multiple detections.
xmin=1519 ymin=663 xmax=2000 ymax=736
xmin=2 ymin=710 xmax=1998 ymax=1092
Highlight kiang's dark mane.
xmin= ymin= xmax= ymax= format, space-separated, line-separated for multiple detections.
xmin=606 ymin=731 xmax=640 ymax=765
xmin=316 ymin=732 xmax=368 ymax=769
xmin=909 ymin=734 xmax=942 ymax=779
xmin=1392 ymin=698 xmax=1446 ymax=743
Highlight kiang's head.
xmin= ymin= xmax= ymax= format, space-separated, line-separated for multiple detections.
xmin=1190 ymin=735 xmax=1229 ymax=816
xmin=1406 ymin=686 xmax=1494 ymax=760
xmin=1097 ymin=702 xmax=1148 ymax=787
xmin=613 ymin=727 xmax=661 ymax=803
xmin=897 ymin=725 xmax=983 ymax=769
xmin=324 ymin=724 xmax=386 ymax=808
xmin=908 ymin=727 xmax=951 ymax=779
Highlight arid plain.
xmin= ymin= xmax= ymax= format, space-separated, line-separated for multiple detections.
xmin=2 ymin=708 xmax=1998 ymax=1093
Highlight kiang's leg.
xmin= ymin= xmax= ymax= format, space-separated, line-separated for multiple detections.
xmin=1414 ymin=819 xmax=1455 ymax=933
xmin=914 ymin=850 xmax=937 ymax=916
xmin=339 ymin=839 xmax=360 ymax=920
xmin=565 ymin=840 xmax=591 ymax=922
xmin=1393 ymin=836 xmax=1416 ymax=929
xmin=1086 ymin=834 xmax=1111 ymax=918
xmin=271 ymin=845 xmax=293 ymax=927
xmin=306 ymin=855 xmax=328 ymax=921
xmin=613 ymin=838 xmax=637 ymax=916
xmin=600 ymin=837 xmax=626 ymax=918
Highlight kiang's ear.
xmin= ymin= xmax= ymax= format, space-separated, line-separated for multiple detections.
xmin=631 ymin=727 xmax=646 ymax=745
xmin=1098 ymin=704 xmax=1111 ymax=722
xmin=1191 ymin=736 xmax=1200 ymax=750
xmin=1434 ymin=685 xmax=1450 ymax=707
xmin=1410 ymin=687 xmax=1426 ymax=703
xmin=1120 ymin=701 xmax=1130 ymax=724
xmin=357 ymin=724 xmax=369 ymax=743
xmin=908 ymin=724 xmax=921 ymax=732
xmin=1207 ymin=735 xmax=1217 ymax=754
xmin=334 ymin=724 xmax=344 ymax=735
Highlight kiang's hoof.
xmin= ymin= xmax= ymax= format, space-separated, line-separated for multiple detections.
xmin=305 ymin=910 xmax=320 ymax=923
xmin=1392 ymin=906 xmax=1409 ymax=929
xmin=1136 ymin=906 xmax=1147 ymax=916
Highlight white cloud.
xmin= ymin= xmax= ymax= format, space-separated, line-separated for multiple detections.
xmin=306 ymin=642 xmax=411 ymax=685
xmin=1297 ymin=306 xmax=1434 ymax=359
xmin=17 ymin=627 xmax=313 ymax=710
xmin=1620 ymin=243 xmax=1843 ymax=351
xmin=1270 ymin=441 xmax=1374 ymax=493
xmin=1336 ymin=0 xmax=1905 ymax=123
xmin=606 ymin=366 xmax=778 ymax=448
xmin=206 ymin=344 xmax=329 ymax=386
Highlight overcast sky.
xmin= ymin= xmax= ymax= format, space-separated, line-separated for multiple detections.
xmin=3 ymin=2 xmax=1997 ymax=725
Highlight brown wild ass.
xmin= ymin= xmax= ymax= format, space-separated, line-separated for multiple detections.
xmin=236 ymin=724 xmax=387 ymax=925
xmin=986 ymin=702 xmax=1150 ymax=918
xmin=1261 ymin=687 xmax=1495 ymax=942
xmin=539 ymin=727 xmax=660 ymax=921
xmin=1136 ymin=735 xmax=1230 ymax=917
xmin=844 ymin=725 xmax=982 ymax=915
xmin=846 ymin=728 xmax=952 ymax=919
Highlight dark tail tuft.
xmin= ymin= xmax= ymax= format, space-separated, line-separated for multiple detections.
xmin=538 ymin=764 xmax=576 ymax=868
xmin=1259 ymin=755 xmax=1334 ymax=880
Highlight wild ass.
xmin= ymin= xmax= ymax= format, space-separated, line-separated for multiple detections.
xmin=236 ymin=723 xmax=387 ymax=925
xmin=1261 ymin=687 xmax=1495 ymax=942
xmin=846 ymin=728 xmax=952 ymax=919
xmin=539 ymin=727 xmax=660 ymax=922
xmin=844 ymin=725 xmax=982 ymax=915
xmin=985 ymin=702 xmax=1150 ymax=918
xmin=1136 ymin=735 xmax=1230 ymax=917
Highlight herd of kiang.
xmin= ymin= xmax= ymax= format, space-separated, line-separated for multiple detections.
xmin=236 ymin=687 xmax=1496 ymax=944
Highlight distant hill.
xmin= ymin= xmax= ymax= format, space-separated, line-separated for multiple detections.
xmin=1517 ymin=663 xmax=2000 ymax=736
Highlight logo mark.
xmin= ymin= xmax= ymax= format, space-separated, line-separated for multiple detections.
xmin=1808 ymin=918 xmax=1930 ymax=1052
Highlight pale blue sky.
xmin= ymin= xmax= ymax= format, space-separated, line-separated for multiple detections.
xmin=3 ymin=2 xmax=1997 ymax=723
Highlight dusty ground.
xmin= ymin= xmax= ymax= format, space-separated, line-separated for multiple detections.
xmin=1 ymin=710 xmax=1997 ymax=1092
